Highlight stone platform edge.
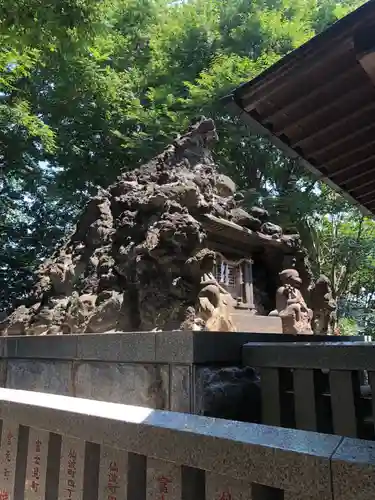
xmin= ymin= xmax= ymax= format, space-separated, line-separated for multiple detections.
xmin=0 ymin=332 xmax=367 ymax=364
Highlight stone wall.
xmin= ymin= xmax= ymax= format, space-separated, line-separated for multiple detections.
xmin=0 ymin=332 xmax=265 ymax=417
xmin=0 ymin=388 xmax=373 ymax=500
xmin=0 ymin=331 xmax=366 ymax=425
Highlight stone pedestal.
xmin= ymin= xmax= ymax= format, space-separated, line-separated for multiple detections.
xmin=231 ymin=312 xmax=282 ymax=333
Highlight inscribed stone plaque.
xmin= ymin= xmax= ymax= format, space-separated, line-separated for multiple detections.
xmin=58 ymin=437 xmax=85 ymax=500
xmin=206 ymin=472 xmax=252 ymax=500
xmin=24 ymin=428 xmax=49 ymax=500
xmin=98 ymin=446 xmax=128 ymax=500
xmin=0 ymin=420 xmax=19 ymax=500
xmin=147 ymin=458 xmax=181 ymax=500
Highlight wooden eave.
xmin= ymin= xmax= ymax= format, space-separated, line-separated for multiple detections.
xmin=200 ymin=214 xmax=295 ymax=254
xmin=224 ymin=0 xmax=375 ymax=215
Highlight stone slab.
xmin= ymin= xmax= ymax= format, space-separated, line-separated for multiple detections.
xmin=14 ymin=335 xmax=78 ymax=360
xmin=0 ymin=390 xmax=340 ymax=499
xmin=24 ymin=428 xmax=49 ymax=500
xmin=331 ymin=437 xmax=375 ymax=499
xmin=159 ymin=366 xmax=170 ymax=411
xmin=98 ymin=446 xmax=128 ymax=500
xmin=156 ymin=332 xmax=195 ymax=364
xmin=6 ymin=360 xmax=72 ymax=396
xmin=58 ymin=436 xmax=85 ymax=500
xmin=0 ymin=361 xmax=7 ymax=389
xmin=2 ymin=338 xmax=16 ymax=358
xmin=231 ymin=313 xmax=282 ymax=334
xmin=170 ymin=366 xmax=191 ymax=413
xmin=0 ymin=420 xmax=19 ymax=500
xmin=205 ymin=472 xmax=252 ymax=500
xmin=76 ymin=332 xmax=156 ymax=362
xmin=155 ymin=332 xmax=284 ymax=364
xmin=0 ymin=338 xmax=5 ymax=357
xmin=147 ymin=458 xmax=181 ymax=500
xmin=243 ymin=342 xmax=375 ymax=370
xmin=74 ymin=362 xmax=169 ymax=408
xmin=156 ymin=332 xmax=368 ymax=364
xmin=0 ymin=332 xmax=368 ymax=365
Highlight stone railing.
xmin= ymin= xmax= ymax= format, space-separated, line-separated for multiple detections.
xmin=243 ymin=341 xmax=375 ymax=440
xmin=1 ymin=332 xmax=365 ymax=417
xmin=0 ymin=388 xmax=373 ymax=500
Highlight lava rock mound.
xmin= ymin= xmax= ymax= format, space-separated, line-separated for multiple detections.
xmin=0 ymin=117 xmax=306 ymax=335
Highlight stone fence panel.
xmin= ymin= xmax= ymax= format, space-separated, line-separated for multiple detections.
xmin=0 ymin=388 xmax=371 ymax=499
xmin=243 ymin=341 xmax=375 ymax=439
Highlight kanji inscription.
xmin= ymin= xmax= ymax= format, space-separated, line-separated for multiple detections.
xmin=98 ymin=446 xmax=127 ymax=500
xmin=58 ymin=437 xmax=84 ymax=500
xmin=146 ymin=459 xmax=180 ymax=500
xmin=24 ymin=429 xmax=49 ymax=500
xmin=0 ymin=421 xmax=19 ymax=500
xmin=206 ymin=473 xmax=252 ymax=500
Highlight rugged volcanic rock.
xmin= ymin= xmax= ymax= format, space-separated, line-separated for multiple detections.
xmin=0 ymin=117 xmax=311 ymax=335
xmin=196 ymin=366 xmax=261 ymax=423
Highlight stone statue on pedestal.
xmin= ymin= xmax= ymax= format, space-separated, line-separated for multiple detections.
xmin=270 ymin=269 xmax=313 ymax=335
xmin=310 ymin=275 xmax=337 ymax=335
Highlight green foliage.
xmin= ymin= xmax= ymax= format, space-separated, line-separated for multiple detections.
xmin=311 ymin=199 xmax=375 ymax=298
xmin=338 ymin=317 xmax=358 ymax=337
xmin=0 ymin=0 xmax=370 ymax=313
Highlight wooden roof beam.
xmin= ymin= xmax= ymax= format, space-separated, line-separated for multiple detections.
xmin=263 ymin=65 xmax=360 ymax=125
xmin=273 ymin=81 xmax=372 ymax=136
xmin=308 ymin=121 xmax=375 ymax=160
xmin=225 ymin=97 xmax=373 ymax=217
xmin=348 ymin=176 xmax=375 ymax=196
xmin=241 ymin=43 xmax=353 ymax=111
xmin=236 ymin=1 xmax=375 ymax=109
xmin=364 ymin=200 xmax=375 ymax=211
xmin=354 ymin=184 xmax=375 ymax=202
xmin=333 ymin=164 xmax=375 ymax=188
xmin=328 ymin=153 xmax=375 ymax=181
xmin=292 ymin=101 xmax=375 ymax=148
xmin=323 ymin=137 xmax=375 ymax=170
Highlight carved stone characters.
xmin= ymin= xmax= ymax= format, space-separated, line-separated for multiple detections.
xmin=270 ymin=269 xmax=313 ymax=335
xmin=310 ymin=275 xmax=337 ymax=335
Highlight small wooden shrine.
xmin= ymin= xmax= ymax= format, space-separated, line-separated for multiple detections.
xmin=201 ymin=214 xmax=310 ymax=333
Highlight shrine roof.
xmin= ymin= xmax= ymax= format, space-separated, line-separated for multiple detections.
xmin=224 ymin=0 xmax=375 ymax=215
xmin=200 ymin=214 xmax=295 ymax=254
